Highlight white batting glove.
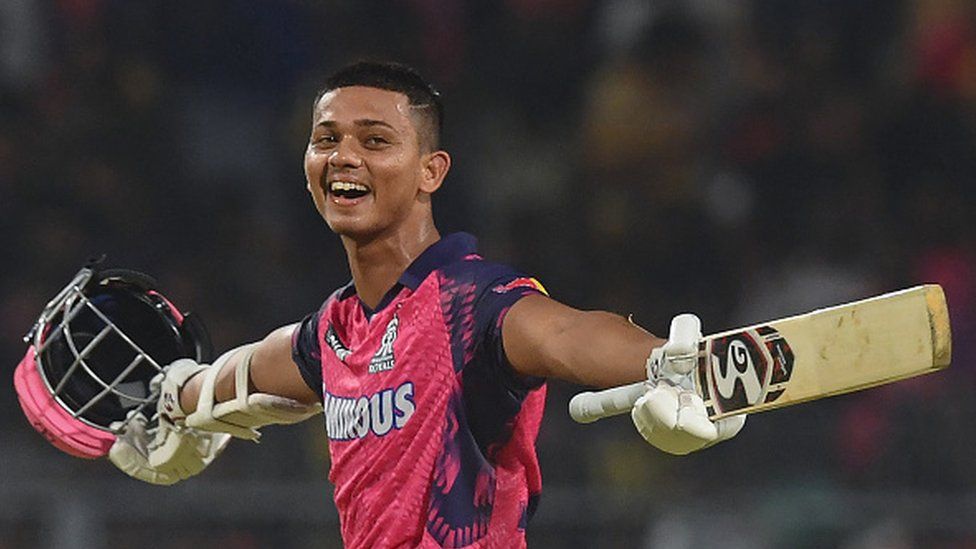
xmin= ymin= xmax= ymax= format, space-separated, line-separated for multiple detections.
xmin=108 ymin=410 xmax=231 ymax=486
xmin=632 ymin=314 xmax=746 ymax=455
xmin=108 ymin=360 xmax=231 ymax=485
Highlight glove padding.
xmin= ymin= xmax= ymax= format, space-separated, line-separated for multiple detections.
xmin=632 ymin=383 xmax=745 ymax=455
xmin=184 ymin=348 xmax=321 ymax=441
xmin=109 ymin=411 xmax=230 ymax=486
xmin=108 ymin=353 xmax=237 ymax=485
xmin=632 ymin=314 xmax=746 ymax=455
xmin=110 ymin=344 xmax=321 ymax=485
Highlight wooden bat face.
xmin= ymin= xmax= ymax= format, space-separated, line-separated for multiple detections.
xmin=697 ymin=285 xmax=951 ymax=420
xmin=569 ymin=285 xmax=951 ymax=425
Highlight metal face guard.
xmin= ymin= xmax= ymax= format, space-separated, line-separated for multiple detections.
xmin=15 ymin=266 xmax=209 ymax=458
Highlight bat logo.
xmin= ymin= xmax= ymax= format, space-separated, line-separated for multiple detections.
xmin=714 ymin=339 xmax=763 ymax=404
xmin=700 ymin=326 xmax=794 ymax=416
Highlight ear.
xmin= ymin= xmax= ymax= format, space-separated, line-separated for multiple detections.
xmin=419 ymin=151 xmax=451 ymax=194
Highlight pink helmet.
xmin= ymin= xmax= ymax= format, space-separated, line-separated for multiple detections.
xmin=14 ymin=264 xmax=211 ymax=459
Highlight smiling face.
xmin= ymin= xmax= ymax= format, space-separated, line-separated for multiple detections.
xmin=304 ymin=86 xmax=449 ymax=242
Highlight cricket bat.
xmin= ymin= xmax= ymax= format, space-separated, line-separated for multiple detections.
xmin=569 ymin=285 xmax=951 ymax=423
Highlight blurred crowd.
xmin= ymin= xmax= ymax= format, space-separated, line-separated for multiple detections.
xmin=2 ymin=0 xmax=975 ymax=547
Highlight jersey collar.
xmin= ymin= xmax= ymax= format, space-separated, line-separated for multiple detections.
xmin=399 ymin=232 xmax=479 ymax=290
xmin=338 ymin=232 xmax=480 ymax=304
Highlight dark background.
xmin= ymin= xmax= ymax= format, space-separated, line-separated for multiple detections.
xmin=2 ymin=1 xmax=975 ymax=547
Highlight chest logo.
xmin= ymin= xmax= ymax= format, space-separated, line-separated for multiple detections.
xmin=369 ymin=314 xmax=399 ymax=374
xmin=325 ymin=324 xmax=352 ymax=362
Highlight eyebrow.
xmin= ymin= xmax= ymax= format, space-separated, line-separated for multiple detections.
xmin=315 ymin=119 xmax=397 ymax=131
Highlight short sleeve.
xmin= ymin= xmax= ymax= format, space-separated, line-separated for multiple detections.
xmin=291 ymin=309 xmax=324 ymax=401
xmin=474 ymin=275 xmax=548 ymax=392
xmin=456 ymin=269 xmax=548 ymax=457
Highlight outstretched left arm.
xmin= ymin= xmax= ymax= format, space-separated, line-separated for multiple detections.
xmin=501 ymin=294 xmax=664 ymax=387
xmin=502 ymin=294 xmax=745 ymax=455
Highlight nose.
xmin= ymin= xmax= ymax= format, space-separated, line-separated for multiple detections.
xmin=328 ymin=137 xmax=362 ymax=169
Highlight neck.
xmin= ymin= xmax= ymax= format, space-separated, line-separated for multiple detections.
xmin=342 ymin=221 xmax=440 ymax=310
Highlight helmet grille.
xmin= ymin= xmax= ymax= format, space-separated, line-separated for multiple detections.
xmin=35 ymin=283 xmax=193 ymax=429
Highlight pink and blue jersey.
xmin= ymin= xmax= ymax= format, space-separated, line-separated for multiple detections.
xmin=292 ymin=233 xmax=547 ymax=548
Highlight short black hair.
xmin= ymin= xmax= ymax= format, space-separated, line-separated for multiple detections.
xmin=315 ymin=61 xmax=443 ymax=151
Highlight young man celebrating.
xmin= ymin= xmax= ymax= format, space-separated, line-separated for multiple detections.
xmin=109 ymin=62 xmax=745 ymax=548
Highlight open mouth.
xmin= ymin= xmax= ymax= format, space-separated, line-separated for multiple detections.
xmin=328 ymin=181 xmax=371 ymax=200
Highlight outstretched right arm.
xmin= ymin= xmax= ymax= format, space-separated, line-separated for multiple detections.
xmin=109 ymin=324 xmax=322 ymax=485
xmin=178 ymin=324 xmax=320 ymax=414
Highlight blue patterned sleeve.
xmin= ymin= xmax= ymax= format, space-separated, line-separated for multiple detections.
xmin=291 ymin=307 xmax=324 ymax=401
xmin=472 ymin=271 xmax=549 ymax=392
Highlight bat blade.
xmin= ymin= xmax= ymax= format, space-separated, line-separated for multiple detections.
xmin=701 ymin=284 xmax=950 ymax=419
xmin=568 ymin=285 xmax=951 ymax=424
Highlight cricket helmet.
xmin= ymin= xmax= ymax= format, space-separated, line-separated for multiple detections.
xmin=14 ymin=263 xmax=211 ymax=459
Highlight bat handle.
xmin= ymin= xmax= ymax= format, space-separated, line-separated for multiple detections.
xmin=570 ymin=314 xmax=701 ymax=424
xmin=568 ymin=381 xmax=647 ymax=424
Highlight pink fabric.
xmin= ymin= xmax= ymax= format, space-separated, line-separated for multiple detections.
xmin=320 ymin=271 xmax=545 ymax=548
xmin=322 ymin=279 xmax=454 ymax=548
xmin=13 ymin=346 xmax=115 ymax=459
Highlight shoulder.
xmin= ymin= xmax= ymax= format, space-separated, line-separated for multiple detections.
xmin=316 ymin=283 xmax=355 ymax=319
xmin=296 ymin=284 xmax=351 ymax=337
xmin=436 ymin=256 xmax=548 ymax=338
xmin=437 ymin=256 xmax=545 ymax=296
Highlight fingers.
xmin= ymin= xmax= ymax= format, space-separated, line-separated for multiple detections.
xmin=646 ymin=313 xmax=702 ymax=382
xmin=674 ymin=391 xmax=717 ymax=440
xmin=661 ymin=314 xmax=701 ymax=375
xmin=636 ymin=385 xmax=679 ymax=429
xmin=632 ymin=383 xmax=748 ymax=455
xmin=111 ymin=412 xmax=152 ymax=456
xmin=713 ymin=414 xmax=746 ymax=442
xmin=109 ymin=433 xmax=181 ymax=486
xmin=111 ymin=410 xmax=148 ymax=434
xmin=632 ymin=384 xmax=717 ymax=455
xmin=110 ymin=407 xmax=228 ymax=485
xmin=632 ymin=314 xmax=746 ymax=454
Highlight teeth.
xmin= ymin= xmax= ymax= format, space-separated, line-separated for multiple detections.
xmin=329 ymin=181 xmax=369 ymax=192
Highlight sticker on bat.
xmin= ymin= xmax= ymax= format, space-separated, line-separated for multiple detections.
xmin=702 ymin=326 xmax=794 ymax=415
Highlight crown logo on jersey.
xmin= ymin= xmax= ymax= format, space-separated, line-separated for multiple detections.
xmin=369 ymin=314 xmax=398 ymax=374
xmin=326 ymin=324 xmax=352 ymax=362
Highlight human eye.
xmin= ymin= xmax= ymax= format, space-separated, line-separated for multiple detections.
xmin=364 ymin=135 xmax=391 ymax=148
xmin=311 ymin=133 xmax=338 ymax=148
